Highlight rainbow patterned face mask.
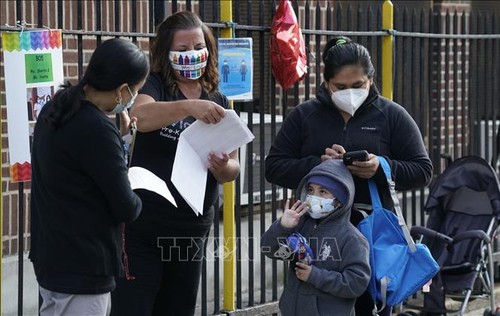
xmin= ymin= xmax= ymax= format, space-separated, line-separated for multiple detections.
xmin=169 ymin=48 xmax=209 ymax=80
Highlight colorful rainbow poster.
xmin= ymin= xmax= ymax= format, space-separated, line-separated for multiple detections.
xmin=2 ymin=29 xmax=64 ymax=182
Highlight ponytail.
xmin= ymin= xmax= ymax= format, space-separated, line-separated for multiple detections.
xmin=43 ymin=80 xmax=86 ymax=130
xmin=42 ymin=38 xmax=149 ymax=130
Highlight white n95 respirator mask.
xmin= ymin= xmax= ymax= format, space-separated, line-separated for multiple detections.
xmin=331 ymin=88 xmax=369 ymax=116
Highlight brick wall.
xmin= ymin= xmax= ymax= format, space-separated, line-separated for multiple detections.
xmin=430 ymin=1 xmax=471 ymax=172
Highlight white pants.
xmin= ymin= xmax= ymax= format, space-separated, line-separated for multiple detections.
xmin=39 ymin=286 xmax=111 ymax=316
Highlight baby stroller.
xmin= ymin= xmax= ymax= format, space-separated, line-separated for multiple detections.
xmin=402 ymin=156 xmax=500 ymax=316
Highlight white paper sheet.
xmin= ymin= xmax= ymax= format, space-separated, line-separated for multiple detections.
xmin=171 ymin=109 xmax=255 ymax=216
xmin=128 ymin=166 xmax=177 ymax=207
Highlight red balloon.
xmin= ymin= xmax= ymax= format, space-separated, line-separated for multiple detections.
xmin=270 ymin=0 xmax=308 ymax=90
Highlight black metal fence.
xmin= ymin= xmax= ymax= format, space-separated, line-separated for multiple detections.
xmin=1 ymin=0 xmax=500 ymax=315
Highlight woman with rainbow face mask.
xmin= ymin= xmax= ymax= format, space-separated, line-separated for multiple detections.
xmin=110 ymin=11 xmax=240 ymax=316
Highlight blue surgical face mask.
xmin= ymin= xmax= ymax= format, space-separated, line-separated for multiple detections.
xmin=305 ymin=194 xmax=340 ymax=219
xmin=111 ymin=86 xmax=137 ymax=114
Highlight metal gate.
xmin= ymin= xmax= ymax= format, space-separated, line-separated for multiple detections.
xmin=1 ymin=0 xmax=499 ymax=315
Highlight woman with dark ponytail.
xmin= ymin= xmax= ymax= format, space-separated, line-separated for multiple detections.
xmin=265 ymin=36 xmax=433 ymax=316
xmin=29 ymin=38 xmax=148 ymax=316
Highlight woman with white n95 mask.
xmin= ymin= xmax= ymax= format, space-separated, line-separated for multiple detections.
xmin=265 ymin=36 xmax=432 ymax=316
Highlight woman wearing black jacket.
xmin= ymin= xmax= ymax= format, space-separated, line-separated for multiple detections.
xmin=265 ymin=36 xmax=433 ymax=315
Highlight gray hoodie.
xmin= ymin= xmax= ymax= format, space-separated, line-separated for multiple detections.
xmin=261 ymin=159 xmax=371 ymax=316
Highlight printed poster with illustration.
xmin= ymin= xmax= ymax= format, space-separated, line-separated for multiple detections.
xmin=218 ymin=38 xmax=253 ymax=101
xmin=2 ymin=29 xmax=64 ymax=182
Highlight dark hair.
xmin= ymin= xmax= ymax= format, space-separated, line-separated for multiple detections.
xmin=150 ymin=11 xmax=219 ymax=95
xmin=321 ymin=36 xmax=375 ymax=82
xmin=44 ymin=38 xmax=149 ymax=129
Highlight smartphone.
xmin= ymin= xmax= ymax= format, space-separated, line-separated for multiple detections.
xmin=343 ymin=150 xmax=369 ymax=165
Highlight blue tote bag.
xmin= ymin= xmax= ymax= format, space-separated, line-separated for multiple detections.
xmin=357 ymin=157 xmax=439 ymax=312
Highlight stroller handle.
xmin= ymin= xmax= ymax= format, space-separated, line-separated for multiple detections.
xmin=411 ymin=226 xmax=491 ymax=245
xmin=453 ymin=230 xmax=491 ymax=244
xmin=410 ymin=226 xmax=454 ymax=244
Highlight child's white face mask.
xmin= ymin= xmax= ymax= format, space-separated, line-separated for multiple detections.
xmin=305 ymin=195 xmax=338 ymax=219
xmin=331 ymin=88 xmax=369 ymax=116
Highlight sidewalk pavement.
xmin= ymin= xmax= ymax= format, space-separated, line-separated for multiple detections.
xmin=399 ymin=282 xmax=500 ymax=316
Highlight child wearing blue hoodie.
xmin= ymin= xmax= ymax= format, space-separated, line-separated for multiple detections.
xmin=261 ymin=159 xmax=371 ymax=316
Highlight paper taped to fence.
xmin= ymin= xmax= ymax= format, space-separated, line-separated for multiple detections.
xmin=2 ymin=29 xmax=64 ymax=182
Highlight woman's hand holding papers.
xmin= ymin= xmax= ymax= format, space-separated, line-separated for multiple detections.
xmin=208 ymin=152 xmax=240 ymax=184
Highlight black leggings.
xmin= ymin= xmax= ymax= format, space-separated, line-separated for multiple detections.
xmin=355 ymin=290 xmax=392 ymax=316
xmin=110 ymin=227 xmax=209 ymax=316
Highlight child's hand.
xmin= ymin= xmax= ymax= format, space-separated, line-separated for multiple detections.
xmin=295 ymin=262 xmax=312 ymax=281
xmin=280 ymin=199 xmax=309 ymax=229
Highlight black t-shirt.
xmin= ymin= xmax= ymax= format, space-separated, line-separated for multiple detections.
xmin=130 ymin=73 xmax=229 ymax=231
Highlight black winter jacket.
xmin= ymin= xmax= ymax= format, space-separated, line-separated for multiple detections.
xmin=265 ymin=84 xmax=432 ymax=210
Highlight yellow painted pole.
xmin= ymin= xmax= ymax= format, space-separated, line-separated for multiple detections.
xmin=220 ymin=0 xmax=236 ymax=311
xmin=0 ymin=80 xmax=3 ymax=316
xmin=382 ymin=0 xmax=394 ymax=100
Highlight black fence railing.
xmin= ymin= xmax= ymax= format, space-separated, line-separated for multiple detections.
xmin=1 ymin=1 xmax=500 ymax=315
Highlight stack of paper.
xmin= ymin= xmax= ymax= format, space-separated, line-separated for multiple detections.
xmin=171 ymin=109 xmax=255 ymax=215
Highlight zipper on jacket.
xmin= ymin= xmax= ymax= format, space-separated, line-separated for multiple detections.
xmin=313 ymin=219 xmax=320 ymax=230
xmin=341 ymin=122 xmax=348 ymax=146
